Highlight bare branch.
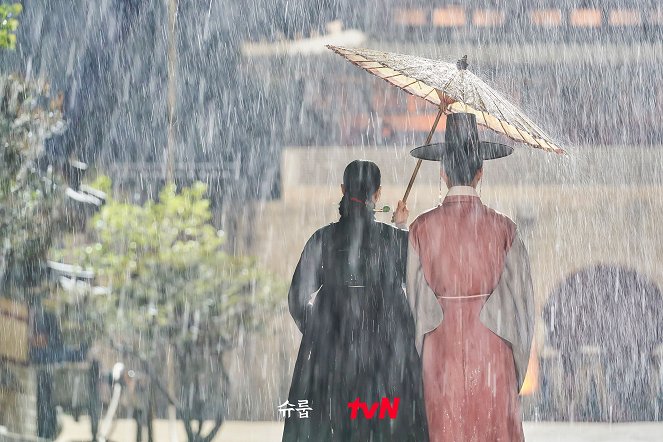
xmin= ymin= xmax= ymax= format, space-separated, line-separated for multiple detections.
xmin=108 ymin=339 xmax=181 ymax=409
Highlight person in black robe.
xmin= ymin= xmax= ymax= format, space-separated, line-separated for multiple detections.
xmin=282 ymin=160 xmax=429 ymax=442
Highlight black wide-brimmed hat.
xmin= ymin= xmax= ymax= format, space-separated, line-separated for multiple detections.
xmin=410 ymin=113 xmax=513 ymax=161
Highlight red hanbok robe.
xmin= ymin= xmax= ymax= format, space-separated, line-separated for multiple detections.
xmin=406 ymin=186 xmax=535 ymax=442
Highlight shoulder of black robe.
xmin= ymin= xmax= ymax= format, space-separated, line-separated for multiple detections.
xmin=288 ymin=224 xmax=332 ymax=334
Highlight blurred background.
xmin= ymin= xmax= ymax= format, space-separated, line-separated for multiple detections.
xmin=0 ymin=0 xmax=662 ymax=440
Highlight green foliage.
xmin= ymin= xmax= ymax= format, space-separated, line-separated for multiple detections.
xmin=56 ymin=178 xmax=279 ymax=357
xmin=0 ymin=74 xmax=67 ymax=299
xmin=87 ymin=174 xmax=112 ymax=194
xmin=54 ymin=180 xmax=281 ymax=437
xmin=0 ymin=3 xmax=22 ymax=49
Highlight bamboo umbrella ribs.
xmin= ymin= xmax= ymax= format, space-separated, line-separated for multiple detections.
xmin=326 ymin=45 xmax=565 ymax=202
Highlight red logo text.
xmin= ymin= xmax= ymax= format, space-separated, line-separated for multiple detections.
xmin=347 ymin=397 xmax=400 ymax=419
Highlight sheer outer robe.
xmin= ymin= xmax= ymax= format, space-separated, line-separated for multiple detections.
xmin=288 ymin=228 xmax=324 ymax=334
xmin=284 ymin=221 xmax=429 ymax=442
xmin=406 ymin=229 xmax=535 ymax=392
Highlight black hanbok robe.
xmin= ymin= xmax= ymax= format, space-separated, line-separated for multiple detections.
xmin=282 ymin=218 xmax=429 ymax=442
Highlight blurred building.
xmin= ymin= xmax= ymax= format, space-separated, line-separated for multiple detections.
xmin=236 ymin=1 xmax=663 ymax=422
xmin=0 ymin=163 xmax=106 ymax=437
xmin=1 ymin=0 xmax=662 ymax=426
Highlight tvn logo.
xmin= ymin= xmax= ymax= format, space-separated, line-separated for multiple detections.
xmin=347 ymin=397 xmax=400 ymax=419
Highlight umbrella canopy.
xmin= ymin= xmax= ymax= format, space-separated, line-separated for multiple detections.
xmin=327 ymin=45 xmax=565 ymax=154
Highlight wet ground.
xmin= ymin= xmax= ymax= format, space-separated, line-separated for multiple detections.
xmin=56 ymin=417 xmax=663 ymax=441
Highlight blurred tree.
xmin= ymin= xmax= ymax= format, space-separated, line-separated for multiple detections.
xmin=0 ymin=3 xmax=21 ymax=49
xmin=54 ymin=179 xmax=281 ymax=442
xmin=0 ymin=74 xmax=67 ymax=301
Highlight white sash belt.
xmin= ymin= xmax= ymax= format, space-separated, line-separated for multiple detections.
xmin=437 ymin=293 xmax=491 ymax=299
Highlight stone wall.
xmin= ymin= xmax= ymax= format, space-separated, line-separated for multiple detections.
xmin=256 ymin=144 xmax=663 ymax=299
xmin=0 ymin=364 xmax=37 ymax=436
xmin=227 ymin=144 xmax=663 ymax=419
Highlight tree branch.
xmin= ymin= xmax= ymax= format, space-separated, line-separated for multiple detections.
xmin=108 ymin=339 xmax=181 ymax=409
xmin=202 ymin=368 xmax=230 ymax=442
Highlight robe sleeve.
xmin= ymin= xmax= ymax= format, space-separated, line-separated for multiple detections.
xmin=406 ymin=232 xmax=444 ymax=357
xmin=479 ymin=229 xmax=535 ymax=393
xmin=395 ymin=226 xmax=409 ymax=286
xmin=288 ymin=230 xmax=324 ymax=334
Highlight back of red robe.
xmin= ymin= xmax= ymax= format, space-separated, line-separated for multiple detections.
xmin=409 ymin=192 xmax=524 ymax=442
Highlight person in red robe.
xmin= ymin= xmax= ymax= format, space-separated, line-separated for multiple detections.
xmin=406 ymin=113 xmax=535 ymax=442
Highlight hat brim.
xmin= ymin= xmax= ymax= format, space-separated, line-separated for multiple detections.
xmin=410 ymin=142 xmax=513 ymax=161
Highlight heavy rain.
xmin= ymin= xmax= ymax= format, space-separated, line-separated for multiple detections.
xmin=0 ymin=1 xmax=662 ymax=441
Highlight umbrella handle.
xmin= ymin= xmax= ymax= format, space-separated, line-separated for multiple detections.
xmin=402 ymin=159 xmax=422 ymax=203
xmin=402 ymin=107 xmax=445 ymax=203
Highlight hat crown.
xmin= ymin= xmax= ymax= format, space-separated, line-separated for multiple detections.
xmin=409 ymin=112 xmax=513 ymax=162
xmin=444 ymin=113 xmax=480 ymax=158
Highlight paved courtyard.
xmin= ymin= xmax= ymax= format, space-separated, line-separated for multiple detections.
xmin=56 ymin=417 xmax=663 ymax=442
